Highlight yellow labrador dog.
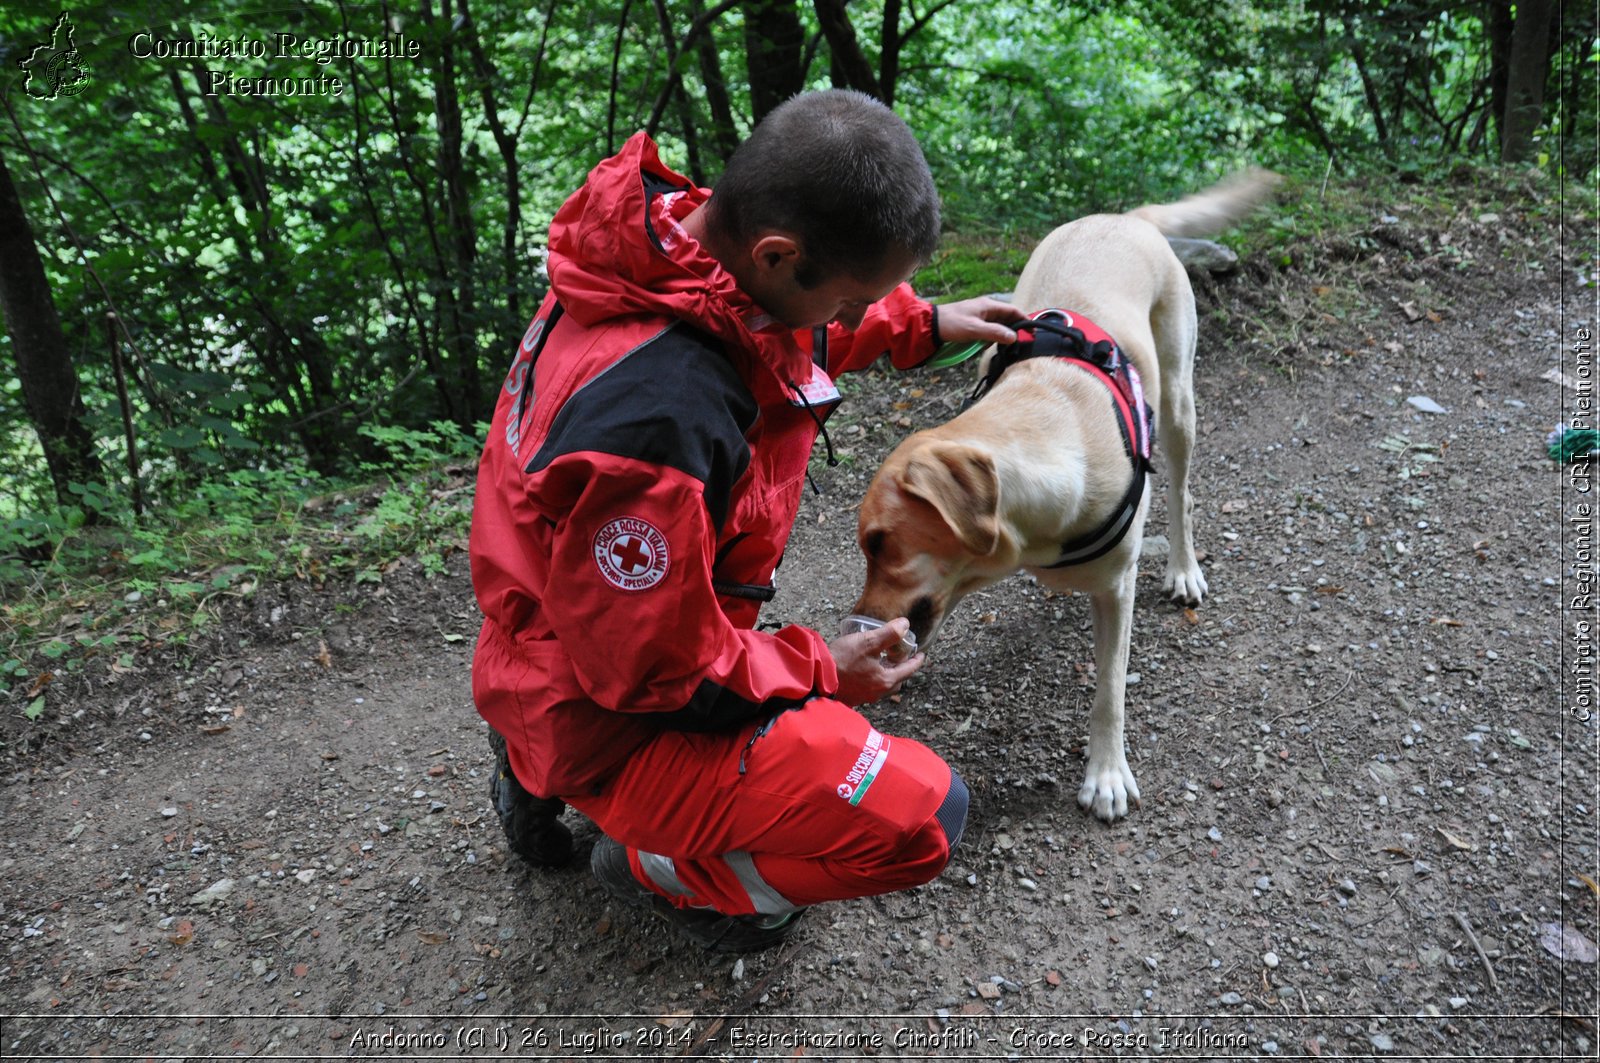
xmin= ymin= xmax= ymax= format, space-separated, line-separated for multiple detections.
xmin=852 ymin=171 xmax=1278 ymax=821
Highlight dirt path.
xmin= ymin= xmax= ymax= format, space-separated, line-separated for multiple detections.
xmin=3 ymin=180 xmax=1595 ymax=1060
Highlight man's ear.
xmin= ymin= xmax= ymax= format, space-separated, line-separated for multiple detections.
xmin=749 ymin=233 xmax=801 ymax=275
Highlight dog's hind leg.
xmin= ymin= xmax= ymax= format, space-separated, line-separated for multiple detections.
xmin=1078 ymin=570 xmax=1140 ymax=821
xmin=1154 ymin=279 xmax=1209 ymax=607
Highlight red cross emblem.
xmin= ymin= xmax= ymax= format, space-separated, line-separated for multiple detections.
xmin=608 ymin=535 xmax=652 ymax=575
xmin=593 ymin=517 xmax=670 ymax=591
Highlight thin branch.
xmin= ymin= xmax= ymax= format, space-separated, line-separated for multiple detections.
xmin=644 ymin=0 xmax=744 ymax=135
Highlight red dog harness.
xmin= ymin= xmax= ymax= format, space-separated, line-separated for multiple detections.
xmin=967 ymin=309 xmax=1154 ymax=567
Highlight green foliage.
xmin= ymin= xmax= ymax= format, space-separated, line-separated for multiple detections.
xmin=0 ymin=416 xmax=482 ymax=699
xmin=914 ymin=236 xmax=1036 ymax=301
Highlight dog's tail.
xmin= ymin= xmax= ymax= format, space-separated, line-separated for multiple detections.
xmin=1127 ymin=168 xmax=1281 ymax=238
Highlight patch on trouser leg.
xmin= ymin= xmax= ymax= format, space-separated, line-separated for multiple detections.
xmin=935 ymin=769 xmax=969 ymax=855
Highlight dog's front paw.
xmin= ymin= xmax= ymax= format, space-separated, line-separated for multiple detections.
xmin=1163 ymin=563 xmax=1208 ymax=608
xmin=1078 ymin=756 xmax=1141 ymax=822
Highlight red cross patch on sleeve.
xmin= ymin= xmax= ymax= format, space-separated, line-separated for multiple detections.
xmin=593 ymin=517 xmax=671 ymax=591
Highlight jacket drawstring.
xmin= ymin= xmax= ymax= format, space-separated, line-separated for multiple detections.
xmin=788 ymin=379 xmax=839 ymax=496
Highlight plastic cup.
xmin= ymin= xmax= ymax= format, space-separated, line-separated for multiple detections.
xmin=839 ymin=614 xmax=919 ymax=664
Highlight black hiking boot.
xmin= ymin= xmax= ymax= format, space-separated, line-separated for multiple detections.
xmin=590 ymin=837 xmax=805 ymax=953
xmin=488 ymin=729 xmax=573 ymax=869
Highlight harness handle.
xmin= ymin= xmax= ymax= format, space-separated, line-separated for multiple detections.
xmin=967 ymin=312 xmax=1117 ymax=408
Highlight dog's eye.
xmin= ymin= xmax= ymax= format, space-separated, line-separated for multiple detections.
xmin=864 ymin=531 xmax=885 ymax=559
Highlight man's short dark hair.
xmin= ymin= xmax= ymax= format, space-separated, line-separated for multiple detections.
xmin=706 ymin=90 xmax=941 ymax=285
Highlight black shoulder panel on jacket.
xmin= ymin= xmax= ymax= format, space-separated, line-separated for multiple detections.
xmin=526 ymin=324 xmax=757 ymax=532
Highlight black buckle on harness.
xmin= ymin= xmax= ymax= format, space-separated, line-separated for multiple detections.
xmin=965 ymin=311 xmax=1119 ymax=409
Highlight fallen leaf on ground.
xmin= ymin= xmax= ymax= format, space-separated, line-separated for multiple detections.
xmin=1538 ymin=923 xmax=1599 ymax=964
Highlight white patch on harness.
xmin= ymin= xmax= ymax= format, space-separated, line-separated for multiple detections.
xmin=593 ymin=517 xmax=670 ymax=591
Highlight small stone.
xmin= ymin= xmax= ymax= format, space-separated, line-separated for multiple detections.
xmin=1406 ymin=395 xmax=1447 ymax=415
xmin=294 ymin=869 xmax=316 ymax=884
xmin=190 ymin=879 xmax=236 ymax=907
xmin=732 ymin=958 xmax=745 ymax=981
xmin=160 ymin=807 xmax=179 ymax=818
xmin=1263 ymin=951 xmax=1280 ymax=969
xmin=1255 ymin=875 xmax=1272 ymax=891
xmin=1449 ymin=996 xmax=1469 ymax=1010
xmin=1370 ymin=1033 xmax=1395 ymax=1052
xmin=1207 ymin=826 xmax=1224 ymax=843
xmin=1337 ymin=879 xmax=1358 ymax=897
xmin=1220 ymin=991 xmax=1244 ymax=1006
xmin=1017 ymin=878 xmax=1038 ymax=891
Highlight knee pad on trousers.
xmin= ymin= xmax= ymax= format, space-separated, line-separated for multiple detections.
xmin=935 ymin=768 xmax=969 ymax=858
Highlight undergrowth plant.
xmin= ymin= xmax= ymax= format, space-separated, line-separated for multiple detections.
xmin=1 ymin=421 xmax=483 ymax=702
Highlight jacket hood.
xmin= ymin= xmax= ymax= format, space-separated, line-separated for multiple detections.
xmin=546 ymin=133 xmax=809 ymax=390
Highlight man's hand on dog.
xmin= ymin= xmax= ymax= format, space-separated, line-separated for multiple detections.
xmin=937 ymin=296 xmax=1019 ymax=346
xmin=828 ymin=618 xmax=924 ymax=706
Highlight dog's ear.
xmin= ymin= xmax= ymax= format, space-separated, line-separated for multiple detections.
xmin=900 ymin=442 xmax=1001 ymax=556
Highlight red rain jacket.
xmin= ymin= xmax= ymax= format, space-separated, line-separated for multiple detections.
xmin=471 ymin=133 xmax=939 ymax=798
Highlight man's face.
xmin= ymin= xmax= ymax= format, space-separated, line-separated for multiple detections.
xmin=748 ymin=243 xmax=918 ymax=332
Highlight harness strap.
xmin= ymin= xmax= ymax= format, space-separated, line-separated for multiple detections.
xmin=1045 ymin=436 xmax=1148 ymax=568
xmin=966 ymin=310 xmax=1155 ymax=568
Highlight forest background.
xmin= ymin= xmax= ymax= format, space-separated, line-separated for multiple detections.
xmin=0 ymin=0 xmax=1593 ymax=697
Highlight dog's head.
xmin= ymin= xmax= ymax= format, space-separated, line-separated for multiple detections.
xmin=852 ymin=433 xmax=1018 ymax=649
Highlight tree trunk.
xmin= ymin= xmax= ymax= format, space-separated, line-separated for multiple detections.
xmin=432 ymin=2 xmax=482 ymax=424
xmin=1501 ymin=0 xmax=1554 ymax=161
xmin=0 ymin=149 xmax=104 ymax=508
xmin=459 ymin=0 xmax=528 ymax=358
xmin=812 ymin=0 xmax=882 ymax=99
xmin=1483 ymin=0 xmax=1514 ymax=155
xmin=744 ymin=0 xmax=805 ymax=123
xmin=689 ymin=0 xmax=741 ymax=165
xmin=1342 ymin=17 xmax=1391 ymax=155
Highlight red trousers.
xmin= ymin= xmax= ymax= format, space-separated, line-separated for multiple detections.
xmin=566 ymin=698 xmax=967 ymax=916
